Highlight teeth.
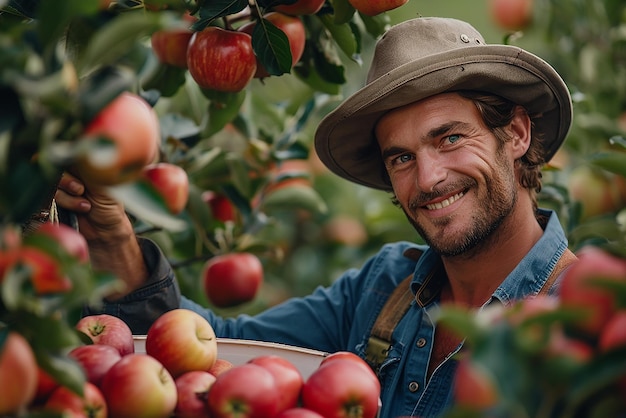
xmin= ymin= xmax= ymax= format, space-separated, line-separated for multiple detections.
xmin=426 ymin=192 xmax=464 ymax=210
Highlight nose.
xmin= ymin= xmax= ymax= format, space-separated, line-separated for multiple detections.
xmin=414 ymin=150 xmax=446 ymax=192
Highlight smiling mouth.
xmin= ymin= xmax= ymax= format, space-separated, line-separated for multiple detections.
xmin=425 ymin=192 xmax=464 ymax=210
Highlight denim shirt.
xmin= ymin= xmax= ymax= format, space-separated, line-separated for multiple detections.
xmin=85 ymin=209 xmax=570 ymax=418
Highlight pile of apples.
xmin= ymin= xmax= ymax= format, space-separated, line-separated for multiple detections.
xmin=4 ymin=308 xmax=380 ymax=418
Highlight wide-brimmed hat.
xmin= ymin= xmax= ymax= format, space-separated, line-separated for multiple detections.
xmin=314 ymin=17 xmax=573 ymax=191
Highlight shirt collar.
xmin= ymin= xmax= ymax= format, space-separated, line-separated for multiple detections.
xmin=403 ymin=209 xmax=568 ymax=307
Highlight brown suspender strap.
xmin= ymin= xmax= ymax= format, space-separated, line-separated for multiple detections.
xmin=364 ymin=246 xmax=578 ymax=372
xmin=538 ymin=247 xmax=578 ymax=295
xmin=365 ymin=273 xmax=415 ymax=371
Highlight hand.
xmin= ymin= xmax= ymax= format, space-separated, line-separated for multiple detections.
xmin=54 ymin=172 xmax=131 ymax=245
xmin=54 ymin=172 xmax=149 ymax=298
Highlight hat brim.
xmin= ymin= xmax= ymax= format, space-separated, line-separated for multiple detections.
xmin=314 ymin=45 xmax=573 ymax=191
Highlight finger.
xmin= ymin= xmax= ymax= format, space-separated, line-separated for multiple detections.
xmin=54 ymin=188 xmax=92 ymax=213
xmin=58 ymin=172 xmax=85 ymax=196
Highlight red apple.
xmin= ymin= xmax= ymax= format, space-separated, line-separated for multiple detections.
xmin=239 ymin=12 xmax=306 ymax=79
xmin=559 ymin=246 xmax=626 ymax=339
xmin=302 ymin=358 xmax=380 ymax=418
xmin=489 ymin=0 xmax=533 ymax=31
xmin=100 ymin=353 xmax=177 ymax=418
xmin=274 ymin=0 xmax=325 ymax=15
xmin=248 ymin=355 xmax=304 ymax=413
xmin=202 ymin=191 xmax=237 ymax=223
xmin=275 ymin=408 xmax=326 ymax=418
xmin=145 ymin=308 xmax=218 ymax=378
xmin=44 ymin=381 xmax=108 ymax=418
xmin=75 ymin=314 xmax=135 ymax=356
xmin=207 ymin=363 xmax=281 ymax=418
xmin=141 ymin=162 xmax=189 ymax=214
xmin=347 ymin=0 xmax=409 ymax=16
xmin=74 ymin=92 xmax=160 ymax=186
xmin=208 ymin=357 xmax=235 ymax=377
xmin=453 ymin=357 xmax=500 ymax=410
xmin=0 ymin=332 xmax=38 ymax=415
xmin=33 ymin=366 xmax=60 ymax=405
xmin=319 ymin=351 xmax=377 ymax=382
xmin=174 ymin=370 xmax=216 ymax=418
xmin=68 ymin=344 xmax=122 ymax=388
xmin=151 ymin=28 xmax=194 ymax=68
xmin=11 ymin=247 xmax=72 ymax=294
xmin=599 ymin=311 xmax=626 ymax=352
xmin=34 ymin=222 xmax=89 ymax=264
xmin=187 ymin=27 xmax=256 ymax=92
xmin=202 ymin=252 xmax=264 ymax=308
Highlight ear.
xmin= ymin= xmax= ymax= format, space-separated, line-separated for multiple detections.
xmin=507 ymin=106 xmax=532 ymax=159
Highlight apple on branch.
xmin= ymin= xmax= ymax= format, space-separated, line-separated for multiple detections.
xmin=151 ymin=28 xmax=194 ymax=68
xmin=238 ymin=12 xmax=306 ymax=79
xmin=0 ymin=332 xmax=38 ymax=415
xmin=347 ymin=0 xmax=409 ymax=16
xmin=187 ymin=27 xmax=257 ymax=93
xmin=274 ymin=0 xmax=326 ymax=15
xmin=140 ymin=162 xmax=190 ymax=215
xmin=202 ymin=252 xmax=264 ymax=308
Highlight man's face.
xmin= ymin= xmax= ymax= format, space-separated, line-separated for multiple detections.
xmin=375 ymin=93 xmax=520 ymax=257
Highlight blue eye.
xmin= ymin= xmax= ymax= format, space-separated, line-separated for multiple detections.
xmin=447 ymin=134 xmax=460 ymax=144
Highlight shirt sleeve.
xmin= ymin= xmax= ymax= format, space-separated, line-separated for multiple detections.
xmin=82 ymin=237 xmax=182 ymax=334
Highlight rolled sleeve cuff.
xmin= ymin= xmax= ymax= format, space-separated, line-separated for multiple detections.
xmin=82 ymin=237 xmax=181 ymax=334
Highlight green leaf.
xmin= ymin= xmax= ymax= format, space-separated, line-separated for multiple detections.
xmin=252 ymin=18 xmax=292 ymax=76
xmin=204 ymin=90 xmax=247 ymax=137
xmin=318 ymin=13 xmax=358 ymax=61
xmin=261 ymin=184 xmax=328 ymax=215
xmin=194 ymin=0 xmax=248 ymax=28
xmin=107 ymin=182 xmax=188 ymax=232
xmin=77 ymin=66 xmax=136 ymax=124
xmin=331 ymin=0 xmax=356 ymax=24
xmin=36 ymin=350 xmax=86 ymax=396
xmin=359 ymin=12 xmax=390 ymax=39
xmin=141 ymin=60 xmax=188 ymax=98
xmin=77 ymin=10 xmax=162 ymax=74
xmin=588 ymin=151 xmax=626 ymax=177
xmin=36 ymin=0 xmax=100 ymax=52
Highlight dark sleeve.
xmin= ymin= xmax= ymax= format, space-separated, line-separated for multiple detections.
xmin=82 ymin=238 xmax=182 ymax=334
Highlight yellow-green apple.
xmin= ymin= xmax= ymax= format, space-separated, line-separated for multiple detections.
xmin=100 ymin=353 xmax=177 ymax=418
xmin=174 ymin=370 xmax=216 ymax=418
xmin=239 ymin=12 xmax=306 ymax=79
xmin=68 ymin=344 xmax=122 ymax=388
xmin=75 ymin=314 xmax=135 ymax=356
xmin=452 ymin=357 xmax=499 ymax=410
xmin=44 ymin=381 xmax=108 ymax=418
xmin=567 ymin=165 xmax=624 ymax=219
xmin=275 ymin=408 xmax=325 ymax=418
xmin=140 ymin=162 xmax=189 ymax=215
xmin=202 ymin=191 xmax=237 ymax=223
xmin=151 ymin=28 xmax=194 ymax=68
xmin=248 ymin=355 xmax=303 ymax=414
xmin=274 ymin=0 xmax=325 ymax=15
xmin=208 ymin=358 xmax=235 ymax=377
xmin=145 ymin=308 xmax=218 ymax=378
xmin=35 ymin=222 xmax=90 ymax=264
xmin=74 ymin=92 xmax=160 ymax=186
xmin=302 ymin=357 xmax=381 ymax=418
xmin=187 ymin=27 xmax=256 ymax=92
xmin=202 ymin=252 xmax=264 ymax=308
xmin=207 ymin=363 xmax=281 ymax=418
xmin=0 ymin=332 xmax=38 ymax=415
xmin=489 ymin=0 xmax=533 ymax=31
xmin=559 ymin=246 xmax=626 ymax=339
xmin=347 ymin=0 xmax=408 ymax=16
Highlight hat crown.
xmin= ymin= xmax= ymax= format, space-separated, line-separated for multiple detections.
xmin=367 ymin=17 xmax=486 ymax=84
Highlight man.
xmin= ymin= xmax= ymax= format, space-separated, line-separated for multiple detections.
xmin=56 ymin=17 xmax=574 ymax=418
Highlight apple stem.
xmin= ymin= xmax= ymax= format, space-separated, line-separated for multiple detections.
xmin=345 ymin=403 xmax=365 ymax=418
xmin=88 ymin=323 xmax=106 ymax=337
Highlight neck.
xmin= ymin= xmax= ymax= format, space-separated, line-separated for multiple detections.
xmin=441 ymin=204 xmax=544 ymax=308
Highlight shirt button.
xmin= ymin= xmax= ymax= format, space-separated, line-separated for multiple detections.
xmin=416 ymin=338 xmax=427 ymax=348
xmin=408 ymin=381 xmax=420 ymax=392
